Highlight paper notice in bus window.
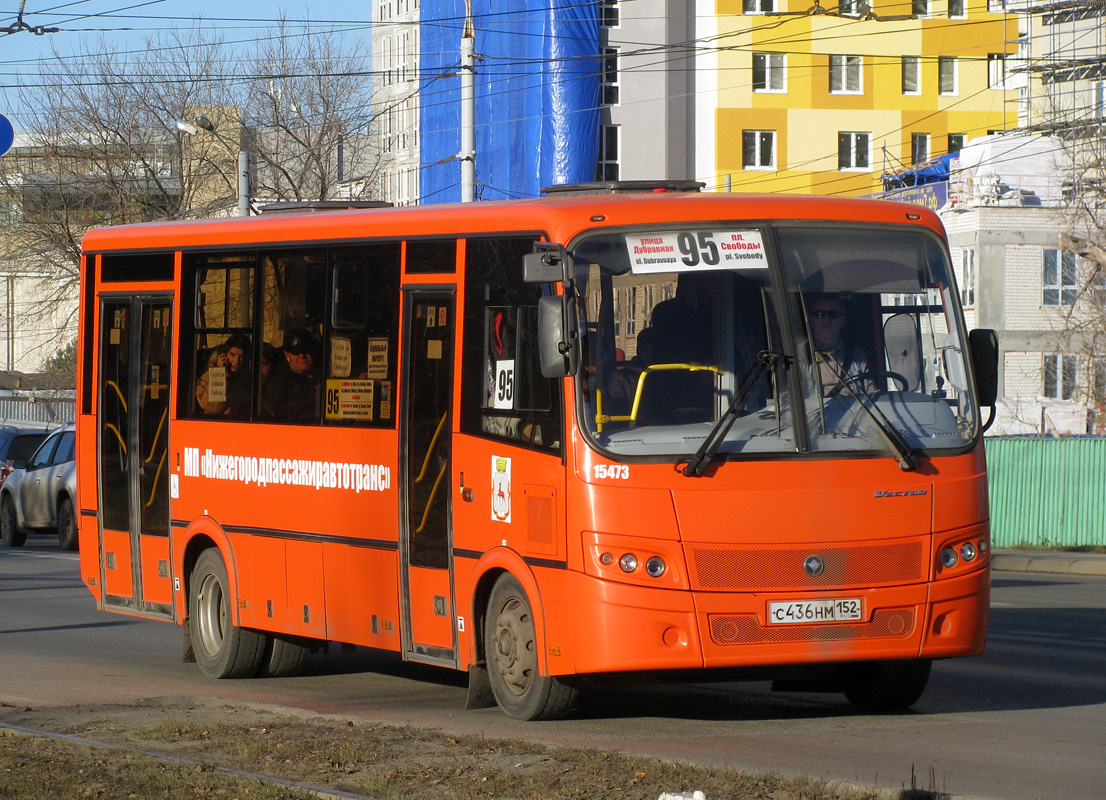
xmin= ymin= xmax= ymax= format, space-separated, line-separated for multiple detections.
xmin=427 ymin=306 xmax=437 ymax=327
xmin=380 ymin=381 xmax=392 ymax=419
xmin=427 ymin=339 xmax=443 ymax=360
xmin=207 ymin=366 xmax=227 ymax=403
xmin=110 ymin=328 xmax=120 ymax=345
xmin=625 ymin=230 xmax=768 ymax=274
xmin=367 ymin=337 xmax=389 ymax=379
xmin=438 ymin=307 xmax=448 ymax=327
xmin=493 ymin=360 xmax=515 ymax=409
xmin=339 ymin=379 xmax=374 ymax=421
xmin=330 ymin=336 xmax=352 ymax=378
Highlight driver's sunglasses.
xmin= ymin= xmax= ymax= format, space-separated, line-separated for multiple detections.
xmin=810 ymin=309 xmax=844 ymax=320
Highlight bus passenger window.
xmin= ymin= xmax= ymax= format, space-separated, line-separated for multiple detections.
xmin=323 ymin=244 xmax=401 ymax=427
xmin=188 ymin=256 xmax=256 ymax=420
xmin=460 ymin=237 xmax=562 ymax=454
xmin=258 ymin=249 xmax=326 ymax=424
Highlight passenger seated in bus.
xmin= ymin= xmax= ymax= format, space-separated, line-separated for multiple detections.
xmin=805 ymin=294 xmax=873 ymax=397
xmin=195 ymin=333 xmax=252 ymax=418
xmin=606 ymin=326 xmax=658 ymax=415
xmin=261 ymin=328 xmax=320 ymax=423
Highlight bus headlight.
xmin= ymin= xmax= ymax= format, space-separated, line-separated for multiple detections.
xmin=939 ymin=547 xmax=959 ymax=568
xmin=619 ymin=553 xmax=638 ymax=573
xmin=960 ymin=542 xmax=977 ymax=562
xmin=645 ymin=556 xmax=666 ymax=577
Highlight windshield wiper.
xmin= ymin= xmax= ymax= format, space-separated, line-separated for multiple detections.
xmin=818 ymin=355 xmax=919 ymax=472
xmin=678 ymin=351 xmax=779 ymax=477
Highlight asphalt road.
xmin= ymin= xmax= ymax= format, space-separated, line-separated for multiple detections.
xmin=2 ymin=541 xmax=1104 ymax=800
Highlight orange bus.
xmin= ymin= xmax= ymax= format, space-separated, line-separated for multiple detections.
xmin=76 ymin=185 xmax=998 ymax=720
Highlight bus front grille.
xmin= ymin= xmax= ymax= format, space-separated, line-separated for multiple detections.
xmin=690 ymin=542 xmax=924 ymax=590
xmin=709 ymin=608 xmax=915 ymax=645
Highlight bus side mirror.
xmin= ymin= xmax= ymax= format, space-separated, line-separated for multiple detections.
xmin=969 ymin=328 xmax=999 ymax=407
xmin=537 ymin=294 xmax=577 ymax=378
xmin=523 ymin=247 xmax=567 ymax=283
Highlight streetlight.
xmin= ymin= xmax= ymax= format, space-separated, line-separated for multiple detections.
xmin=175 ymin=114 xmax=251 ymax=217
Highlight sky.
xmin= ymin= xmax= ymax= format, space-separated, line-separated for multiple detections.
xmin=0 ymin=0 xmax=373 ymax=130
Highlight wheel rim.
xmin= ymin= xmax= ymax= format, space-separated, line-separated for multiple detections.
xmin=491 ymin=595 xmax=535 ymax=698
xmin=195 ymin=572 xmax=227 ymax=658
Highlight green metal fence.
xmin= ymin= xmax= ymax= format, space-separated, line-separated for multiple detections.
xmin=986 ymin=436 xmax=1106 ymax=548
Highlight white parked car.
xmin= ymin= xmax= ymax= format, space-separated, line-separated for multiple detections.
xmin=0 ymin=423 xmax=77 ymax=550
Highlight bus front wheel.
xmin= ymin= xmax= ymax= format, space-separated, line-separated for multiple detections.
xmin=484 ymin=574 xmax=578 ymax=721
xmin=843 ymin=659 xmax=931 ymax=712
xmin=189 ymin=549 xmax=265 ymax=679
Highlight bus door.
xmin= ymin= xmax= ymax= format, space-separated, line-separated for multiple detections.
xmin=97 ymin=296 xmax=174 ymax=619
xmin=399 ymin=291 xmax=457 ymax=666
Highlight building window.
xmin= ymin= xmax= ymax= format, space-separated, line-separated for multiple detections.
xmin=597 ymin=125 xmax=619 ymax=181
xmin=948 ymin=0 xmax=965 ymax=16
xmin=988 ymin=54 xmax=1007 ymax=89
xmin=830 ymin=55 xmax=862 ymax=94
xmin=911 ymin=133 xmax=930 ymax=164
xmin=753 ymin=52 xmax=786 ymax=92
xmin=902 ymin=56 xmax=921 ymax=94
xmin=742 ymin=130 xmax=776 ymax=170
xmin=838 ymin=132 xmax=870 ymax=170
xmin=948 ymin=133 xmax=965 ymax=154
xmin=1043 ymin=248 xmax=1077 ymax=306
xmin=1093 ymin=81 xmax=1106 ymax=118
xmin=838 ymin=0 xmax=870 ymax=13
xmin=743 ymin=0 xmax=775 ymax=12
xmin=939 ymin=56 xmax=958 ymax=95
xmin=960 ymin=247 xmax=976 ymax=307
xmin=600 ymin=0 xmax=619 ymax=27
xmin=912 ymin=0 xmax=928 ymax=14
xmin=602 ymin=48 xmax=620 ymax=105
xmin=987 ymin=0 xmax=1004 ymax=11
xmin=1043 ymin=354 xmax=1077 ymax=400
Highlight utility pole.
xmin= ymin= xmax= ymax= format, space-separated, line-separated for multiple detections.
xmin=459 ymin=0 xmax=476 ymax=203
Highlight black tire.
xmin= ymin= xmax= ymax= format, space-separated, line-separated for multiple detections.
xmin=843 ymin=659 xmax=932 ymax=712
xmin=260 ymin=634 xmax=310 ymax=678
xmin=1 ymin=496 xmax=26 ymax=548
xmin=189 ymin=549 xmax=265 ymax=679
xmin=57 ymin=497 xmax=78 ymax=551
xmin=484 ymin=573 xmax=578 ymax=720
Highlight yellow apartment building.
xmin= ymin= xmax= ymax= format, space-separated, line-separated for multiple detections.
xmin=706 ymin=0 xmax=1019 ymax=195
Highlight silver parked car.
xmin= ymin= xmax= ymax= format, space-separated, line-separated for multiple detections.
xmin=0 ymin=422 xmax=77 ymax=550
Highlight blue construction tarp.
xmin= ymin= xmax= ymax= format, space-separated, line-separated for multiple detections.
xmin=419 ymin=1 xmax=600 ymax=203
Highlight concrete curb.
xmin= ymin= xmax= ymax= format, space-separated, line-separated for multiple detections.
xmin=990 ymin=550 xmax=1106 ymax=577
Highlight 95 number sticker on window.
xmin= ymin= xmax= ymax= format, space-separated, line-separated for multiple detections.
xmin=768 ymin=598 xmax=862 ymax=625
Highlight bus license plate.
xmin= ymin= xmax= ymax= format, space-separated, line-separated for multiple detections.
xmin=768 ymin=599 xmax=863 ymax=625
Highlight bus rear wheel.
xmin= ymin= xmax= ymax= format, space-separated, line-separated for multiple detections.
xmin=484 ymin=574 xmax=578 ymax=720
xmin=843 ymin=659 xmax=932 ymax=712
xmin=260 ymin=634 xmax=310 ymax=678
xmin=189 ymin=549 xmax=265 ymax=679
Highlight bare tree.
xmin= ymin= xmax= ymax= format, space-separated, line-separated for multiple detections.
xmin=0 ymin=24 xmax=383 ymax=373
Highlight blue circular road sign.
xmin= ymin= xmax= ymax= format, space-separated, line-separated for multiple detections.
xmin=0 ymin=114 xmax=14 ymax=156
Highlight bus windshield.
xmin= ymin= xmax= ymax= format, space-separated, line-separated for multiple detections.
xmin=572 ymin=223 xmax=978 ymax=461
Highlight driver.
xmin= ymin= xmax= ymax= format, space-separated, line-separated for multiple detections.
xmin=806 ymin=295 xmax=872 ymax=396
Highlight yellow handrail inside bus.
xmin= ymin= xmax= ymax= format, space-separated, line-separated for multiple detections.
xmin=107 ymin=380 xmax=128 ymax=412
xmin=595 ymin=363 xmax=723 ymax=429
xmin=414 ymin=460 xmax=448 ymax=535
xmin=146 ymin=448 xmax=167 ymax=507
xmin=414 ymin=412 xmax=448 ymax=484
xmin=146 ymin=408 xmax=167 ymax=463
xmin=105 ymin=423 xmax=127 ymax=455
